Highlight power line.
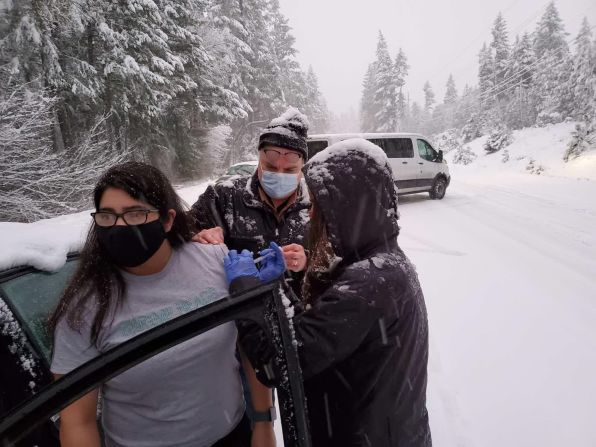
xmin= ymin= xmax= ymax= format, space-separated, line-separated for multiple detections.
xmin=424 ymin=24 xmax=596 ymax=125
xmin=425 ymin=0 xmax=550 ymax=85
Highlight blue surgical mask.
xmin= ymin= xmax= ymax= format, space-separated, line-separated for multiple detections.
xmin=260 ymin=169 xmax=299 ymax=199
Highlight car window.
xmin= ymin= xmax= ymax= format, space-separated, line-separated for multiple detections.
xmin=227 ymin=164 xmax=256 ymax=176
xmin=307 ymin=140 xmax=328 ymax=158
xmin=417 ymin=139 xmax=438 ymax=162
xmin=0 ymin=260 xmax=78 ymax=367
xmin=368 ymin=138 xmax=414 ymax=158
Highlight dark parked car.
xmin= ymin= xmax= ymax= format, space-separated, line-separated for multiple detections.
xmin=0 ymin=257 xmax=311 ymax=446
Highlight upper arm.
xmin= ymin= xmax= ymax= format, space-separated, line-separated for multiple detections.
xmin=56 ymin=374 xmax=100 ymax=447
xmin=294 ymin=290 xmax=382 ymax=379
xmin=54 ymin=374 xmax=99 ymax=425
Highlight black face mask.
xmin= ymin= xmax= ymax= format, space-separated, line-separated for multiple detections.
xmin=96 ymin=220 xmax=166 ymax=268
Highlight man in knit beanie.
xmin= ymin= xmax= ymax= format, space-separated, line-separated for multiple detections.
xmin=190 ymin=108 xmax=310 ymax=430
xmin=190 ymin=106 xmax=310 ymax=277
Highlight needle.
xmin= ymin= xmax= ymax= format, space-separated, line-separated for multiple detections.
xmin=253 ymin=253 xmax=274 ymax=264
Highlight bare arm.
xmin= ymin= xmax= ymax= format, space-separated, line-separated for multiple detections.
xmin=54 ymin=374 xmax=101 ymax=447
xmin=238 ymin=347 xmax=276 ymax=447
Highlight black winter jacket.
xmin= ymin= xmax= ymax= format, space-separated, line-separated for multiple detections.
xmin=190 ymin=172 xmax=310 ymax=295
xmin=298 ymin=141 xmax=432 ymax=446
xmin=235 ymin=140 xmax=432 ymax=447
xmin=190 ymin=173 xmax=310 ymax=251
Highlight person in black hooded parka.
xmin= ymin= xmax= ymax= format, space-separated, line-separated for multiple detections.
xmin=227 ymin=138 xmax=432 ymax=446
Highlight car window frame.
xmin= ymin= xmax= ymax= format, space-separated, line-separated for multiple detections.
xmin=0 ymin=277 xmax=312 ymax=447
xmin=417 ymin=139 xmax=438 ymax=162
xmin=368 ymin=138 xmax=414 ymax=158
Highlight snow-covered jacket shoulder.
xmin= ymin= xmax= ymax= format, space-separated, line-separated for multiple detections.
xmin=190 ymin=173 xmax=310 ymax=253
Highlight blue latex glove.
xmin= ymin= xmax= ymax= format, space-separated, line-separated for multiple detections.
xmin=224 ymin=249 xmax=259 ymax=285
xmin=257 ymin=241 xmax=286 ymax=283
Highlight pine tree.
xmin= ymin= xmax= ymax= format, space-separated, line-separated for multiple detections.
xmin=304 ymin=66 xmax=329 ymax=133
xmin=394 ymin=48 xmax=409 ymax=127
xmin=508 ymin=33 xmax=535 ymax=88
xmin=444 ymin=74 xmax=458 ymax=104
xmin=373 ymin=31 xmax=398 ymax=131
xmin=423 ymin=81 xmax=435 ymax=112
xmin=360 ymin=63 xmax=377 ymax=132
xmin=531 ymin=2 xmax=571 ymax=122
xmin=0 ymin=0 xmax=75 ymax=150
xmin=409 ymin=101 xmax=422 ymax=132
xmin=478 ymin=42 xmax=494 ymax=108
xmin=505 ymin=33 xmax=537 ymax=128
xmin=569 ymin=18 xmax=595 ymax=120
xmin=534 ymin=1 xmax=568 ymax=59
xmin=490 ymin=12 xmax=510 ymax=99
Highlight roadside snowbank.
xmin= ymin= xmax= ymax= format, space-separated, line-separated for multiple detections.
xmin=447 ymin=121 xmax=596 ymax=181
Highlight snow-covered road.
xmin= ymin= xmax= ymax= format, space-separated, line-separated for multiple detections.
xmin=2 ymin=161 xmax=595 ymax=446
xmin=401 ymin=169 xmax=596 ymax=446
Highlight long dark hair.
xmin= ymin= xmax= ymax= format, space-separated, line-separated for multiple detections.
xmin=302 ymin=195 xmax=336 ymax=305
xmin=49 ymin=162 xmax=194 ymax=346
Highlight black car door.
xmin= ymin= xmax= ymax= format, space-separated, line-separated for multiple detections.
xmin=0 ymin=260 xmax=311 ymax=447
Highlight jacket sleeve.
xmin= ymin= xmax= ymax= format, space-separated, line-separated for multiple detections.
xmin=189 ymin=184 xmax=225 ymax=231
xmin=293 ymin=288 xmax=383 ymax=379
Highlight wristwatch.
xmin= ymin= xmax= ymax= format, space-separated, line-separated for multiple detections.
xmin=252 ymin=406 xmax=277 ymax=423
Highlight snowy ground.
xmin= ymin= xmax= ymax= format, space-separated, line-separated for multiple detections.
xmin=402 ymin=168 xmax=596 ymax=447
xmin=1 ymin=123 xmax=594 ymax=445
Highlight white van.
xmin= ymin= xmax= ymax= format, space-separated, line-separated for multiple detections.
xmin=307 ymin=133 xmax=451 ymax=199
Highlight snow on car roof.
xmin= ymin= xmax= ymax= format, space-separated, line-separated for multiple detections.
xmin=0 ymin=211 xmax=90 ymax=272
xmin=0 ymin=181 xmax=212 ymax=272
xmin=308 ymin=132 xmax=429 ymax=140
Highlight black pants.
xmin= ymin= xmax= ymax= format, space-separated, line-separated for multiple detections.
xmin=212 ymin=413 xmax=251 ymax=447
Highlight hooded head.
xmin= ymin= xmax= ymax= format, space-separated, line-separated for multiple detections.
xmin=303 ymin=138 xmax=400 ymax=263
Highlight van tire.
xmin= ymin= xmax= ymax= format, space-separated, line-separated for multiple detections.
xmin=429 ymin=177 xmax=447 ymax=200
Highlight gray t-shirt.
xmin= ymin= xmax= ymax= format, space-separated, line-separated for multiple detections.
xmin=51 ymin=242 xmax=244 ymax=447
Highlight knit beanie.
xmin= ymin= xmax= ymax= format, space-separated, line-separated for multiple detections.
xmin=258 ymin=107 xmax=310 ymax=159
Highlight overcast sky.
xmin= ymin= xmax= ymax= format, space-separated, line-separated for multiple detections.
xmin=277 ymin=0 xmax=596 ymax=116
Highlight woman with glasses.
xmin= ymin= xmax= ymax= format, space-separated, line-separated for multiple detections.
xmin=49 ymin=162 xmax=275 ymax=447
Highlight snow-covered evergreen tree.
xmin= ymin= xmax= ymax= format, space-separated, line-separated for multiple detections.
xmin=484 ymin=125 xmax=513 ymax=153
xmin=394 ymin=48 xmax=409 ymax=128
xmin=423 ymin=81 xmax=435 ymax=112
xmin=504 ymin=33 xmax=537 ymax=128
xmin=569 ymin=18 xmax=595 ymax=120
xmin=444 ymin=74 xmax=458 ymax=105
xmin=531 ymin=1 xmax=571 ymax=120
xmin=304 ymin=66 xmax=329 ymax=133
xmin=534 ymin=2 xmax=569 ymax=60
xmin=478 ymin=42 xmax=494 ymax=108
xmin=490 ymin=12 xmax=510 ymax=100
xmin=372 ymin=31 xmax=398 ymax=132
xmin=360 ymin=62 xmax=377 ymax=132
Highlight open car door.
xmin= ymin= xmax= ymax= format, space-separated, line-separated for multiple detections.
xmin=0 ymin=260 xmax=311 ymax=447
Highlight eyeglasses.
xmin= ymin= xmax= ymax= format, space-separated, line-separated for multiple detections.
xmin=263 ymin=148 xmax=302 ymax=163
xmin=91 ymin=209 xmax=159 ymax=227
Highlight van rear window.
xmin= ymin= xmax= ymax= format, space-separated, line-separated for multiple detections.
xmin=368 ymin=138 xmax=414 ymax=158
xmin=307 ymin=140 xmax=328 ymax=158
